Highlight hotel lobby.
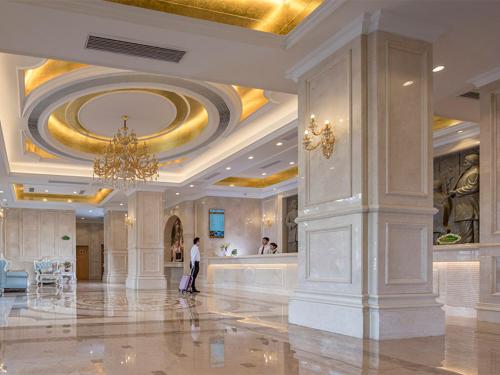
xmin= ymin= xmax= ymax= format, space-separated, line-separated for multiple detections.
xmin=1 ymin=0 xmax=500 ymax=374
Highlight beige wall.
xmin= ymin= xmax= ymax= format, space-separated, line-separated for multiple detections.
xmin=76 ymin=222 xmax=104 ymax=281
xmin=3 ymin=208 xmax=75 ymax=278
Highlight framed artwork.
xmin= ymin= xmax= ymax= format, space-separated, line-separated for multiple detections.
xmin=209 ymin=208 xmax=225 ymax=238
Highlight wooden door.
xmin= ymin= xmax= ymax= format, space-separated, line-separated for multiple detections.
xmin=76 ymin=246 xmax=89 ymax=280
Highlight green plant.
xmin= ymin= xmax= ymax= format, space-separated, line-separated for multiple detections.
xmin=63 ymin=261 xmax=72 ymax=269
xmin=231 ymin=249 xmax=238 ymax=256
xmin=436 ymin=233 xmax=461 ymax=245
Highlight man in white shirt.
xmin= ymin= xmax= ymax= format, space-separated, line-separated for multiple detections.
xmin=258 ymin=237 xmax=271 ymax=255
xmin=190 ymin=237 xmax=201 ymax=293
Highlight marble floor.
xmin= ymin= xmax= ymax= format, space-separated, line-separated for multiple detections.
xmin=0 ymin=283 xmax=499 ymax=374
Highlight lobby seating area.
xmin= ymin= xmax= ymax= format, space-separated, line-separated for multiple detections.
xmin=0 ymin=259 xmax=28 ymax=295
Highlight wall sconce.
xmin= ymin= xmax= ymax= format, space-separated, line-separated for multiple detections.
xmin=124 ymin=213 xmax=134 ymax=227
xmin=0 ymin=207 xmax=5 ymax=221
xmin=262 ymin=214 xmax=273 ymax=227
xmin=303 ymin=114 xmax=336 ymax=159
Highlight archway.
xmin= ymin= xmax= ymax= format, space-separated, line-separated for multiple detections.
xmin=164 ymin=215 xmax=184 ymax=263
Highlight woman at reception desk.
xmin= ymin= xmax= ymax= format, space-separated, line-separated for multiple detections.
xmin=206 ymin=250 xmax=297 ymax=295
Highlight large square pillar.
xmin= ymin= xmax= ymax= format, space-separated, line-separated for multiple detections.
xmin=288 ymin=29 xmax=444 ymax=339
xmin=476 ymin=78 xmax=500 ymax=323
xmin=126 ymin=190 xmax=167 ymax=290
xmin=103 ymin=210 xmax=128 ymax=284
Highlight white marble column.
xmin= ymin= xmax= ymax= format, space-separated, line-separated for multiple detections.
xmin=288 ymin=30 xmax=444 ymax=339
xmin=476 ymin=79 xmax=500 ymax=324
xmin=103 ymin=210 xmax=128 ymax=284
xmin=126 ymin=190 xmax=167 ymax=290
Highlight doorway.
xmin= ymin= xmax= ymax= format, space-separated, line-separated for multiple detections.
xmin=76 ymin=245 xmax=89 ymax=280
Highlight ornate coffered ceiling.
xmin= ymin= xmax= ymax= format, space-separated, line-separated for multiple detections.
xmin=105 ymin=0 xmax=324 ymax=35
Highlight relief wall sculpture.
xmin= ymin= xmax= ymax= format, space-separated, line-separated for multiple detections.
xmin=433 ymin=147 xmax=479 ymax=244
xmin=283 ymin=195 xmax=298 ymax=253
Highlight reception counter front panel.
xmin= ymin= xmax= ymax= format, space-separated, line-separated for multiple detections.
xmin=207 ymin=254 xmax=298 ymax=295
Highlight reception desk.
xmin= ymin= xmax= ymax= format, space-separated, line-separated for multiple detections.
xmin=207 ymin=253 xmax=298 ymax=295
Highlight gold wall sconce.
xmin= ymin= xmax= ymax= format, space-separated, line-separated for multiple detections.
xmin=303 ymin=114 xmax=336 ymax=159
xmin=124 ymin=213 xmax=134 ymax=227
xmin=262 ymin=214 xmax=273 ymax=227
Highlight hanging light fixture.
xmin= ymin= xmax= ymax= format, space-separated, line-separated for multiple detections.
xmin=93 ymin=115 xmax=159 ymax=190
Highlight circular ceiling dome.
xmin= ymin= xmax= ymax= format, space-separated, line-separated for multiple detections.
xmin=78 ymin=90 xmax=177 ymax=138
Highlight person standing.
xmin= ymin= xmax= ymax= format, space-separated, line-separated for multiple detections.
xmin=190 ymin=237 xmax=201 ymax=293
xmin=258 ymin=237 xmax=271 ymax=255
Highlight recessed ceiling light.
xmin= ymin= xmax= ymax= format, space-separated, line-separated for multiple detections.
xmin=73 ymin=191 xmax=77 ymax=194
xmin=225 ymin=166 xmax=231 ymax=170
xmin=262 ymin=172 xmax=267 ymax=176
xmin=175 ymin=192 xmax=180 ymax=196
xmin=89 ymin=210 xmax=93 ymax=213
xmin=457 ymin=130 xmax=464 ymax=134
xmin=43 ymin=198 xmax=47 ymax=202
xmin=119 ymin=202 xmax=124 ymax=206
xmin=229 ymin=184 xmax=235 ymax=187
xmin=433 ymin=65 xmax=445 ymax=72
xmin=402 ymin=80 xmax=414 ymax=87
xmin=248 ymin=156 xmax=254 ymax=160
xmin=289 ymin=161 xmax=295 ymax=165
xmin=0 ymin=190 xmax=3 ymax=194
xmin=189 ymin=184 xmax=194 ymax=188
xmin=276 ymin=142 xmax=283 ymax=146
xmin=67 ymin=199 xmax=72 ymax=203
xmin=44 ymin=189 xmax=49 ymax=193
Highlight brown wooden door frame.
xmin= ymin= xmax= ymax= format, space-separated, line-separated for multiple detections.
xmin=76 ymin=245 xmax=90 ymax=281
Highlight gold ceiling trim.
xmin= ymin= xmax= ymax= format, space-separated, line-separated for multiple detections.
xmin=48 ymin=92 xmax=208 ymax=155
xmin=24 ymin=137 xmax=59 ymax=159
xmin=64 ymin=88 xmax=189 ymax=140
xmin=233 ymin=85 xmax=268 ymax=121
xmin=13 ymin=184 xmax=113 ymax=204
xmin=23 ymin=59 xmax=88 ymax=96
xmin=105 ymin=0 xmax=324 ymax=35
xmin=159 ymin=157 xmax=186 ymax=168
xmin=433 ymin=115 xmax=462 ymax=131
xmin=216 ymin=166 xmax=298 ymax=188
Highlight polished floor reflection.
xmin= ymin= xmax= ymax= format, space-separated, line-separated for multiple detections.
xmin=0 ymin=283 xmax=499 ymax=374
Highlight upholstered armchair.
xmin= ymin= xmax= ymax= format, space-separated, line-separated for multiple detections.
xmin=0 ymin=258 xmax=29 ymax=294
xmin=33 ymin=259 xmax=62 ymax=287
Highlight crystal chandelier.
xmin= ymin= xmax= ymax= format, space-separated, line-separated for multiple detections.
xmin=303 ymin=114 xmax=336 ymax=159
xmin=93 ymin=115 xmax=159 ymax=190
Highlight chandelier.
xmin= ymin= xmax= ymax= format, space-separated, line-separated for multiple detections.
xmin=93 ymin=115 xmax=159 ymax=190
xmin=303 ymin=114 xmax=336 ymax=159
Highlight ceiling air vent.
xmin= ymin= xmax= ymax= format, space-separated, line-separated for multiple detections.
xmin=85 ymin=35 xmax=186 ymax=63
xmin=260 ymin=160 xmax=281 ymax=169
xmin=28 ymin=187 xmax=35 ymax=193
xmin=459 ymin=91 xmax=480 ymax=100
xmin=204 ymin=172 xmax=220 ymax=180
xmin=79 ymin=190 xmax=86 ymax=195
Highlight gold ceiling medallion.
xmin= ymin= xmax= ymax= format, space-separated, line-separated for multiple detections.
xmin=105 ymin=0 xmax=324 ymax=35
xmin=93 ymin=115 xmax=159 ymax=190
xmin=303 ymin=114 xmax=335 ymax=159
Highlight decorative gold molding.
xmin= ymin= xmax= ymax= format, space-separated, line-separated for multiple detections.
xmin=105 ymin=0 xmax=324 ymax=35
xmin=13 ymin=184 xmax=113 ymax=204
xmin=23 ymin=59 xmax=88 ymax=96
xmin=216 ymin=166 xmax=298 ymax=188
xmin=233 ymin=85 xmax=268 ymax=121
xmin=433 ymin=115 xmax=462 ymax=131
xmin=24 ymin=137 xmax=59 ymax=159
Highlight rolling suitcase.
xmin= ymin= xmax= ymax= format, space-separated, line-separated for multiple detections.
xmin=179 ymin=266 xmax=195 ymax=293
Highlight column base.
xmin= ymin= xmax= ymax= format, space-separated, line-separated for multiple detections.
xmin=126 ymin=275 xmax=167 ymax=290
xmin=289 ymin=291 xmax=368 ymax=338
xmin=289 ymin=291 xmax=445 ymax=339
xmin=477 ymin=303 xmax=500 ymax=324
xmin=103 ymin=273 xmax=127 ymax=284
